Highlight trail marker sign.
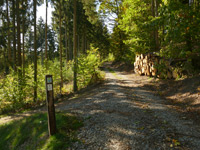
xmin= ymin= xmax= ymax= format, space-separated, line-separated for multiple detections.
xmin=45 ymin=75 xmax=56 ymax=136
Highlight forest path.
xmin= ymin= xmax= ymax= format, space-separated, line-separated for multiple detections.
xmin=56 ymin=63 xmax=200 ymax=150
xmin=1 ymin=63 xmax=200 ymax=149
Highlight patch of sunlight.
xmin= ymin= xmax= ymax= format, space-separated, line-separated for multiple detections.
xmin=107 ymin=138 xmax=123 ymax=150
xmin=94 ymin=100 xmax=106 ymax=103
xmin=89 ymin=110 xmax=104 ymax=114
xmin=71 ymin=110 xmax=84 ymax=114
xmin=104 ymin=90 xmax=116 ymax=93
xmin=108 ymin=126 xmax=136 ymax=136
xmin=115 ymin=92 xmax=125 ymax=96
xmin=121 ymin=100 xmax=133 ymax=104
xmin=150 ymin=104 xmax=167 ymax=110
xmin=107 ymin=68 xmax=123 ymax=80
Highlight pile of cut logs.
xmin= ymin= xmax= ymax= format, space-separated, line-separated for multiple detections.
xmin=134 ymin=53 xmax=176 ymax=79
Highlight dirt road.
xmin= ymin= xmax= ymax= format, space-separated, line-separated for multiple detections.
xmin=56 ymin=65 xmax=200 ymax=150
xmin=1 ymin=64 xmax=200 ymax=149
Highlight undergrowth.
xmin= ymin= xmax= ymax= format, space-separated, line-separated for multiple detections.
xmin=0 ymin=47 xmax=104 ymax=114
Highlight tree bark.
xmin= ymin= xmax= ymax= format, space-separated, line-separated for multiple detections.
xmin=12 ymin=0 xmax=16 ymax=71
xmin=82 ymin=33 xmax=85 ymax=53
xmin=45 ymin=0 xmax=48 ymax=61
xmin=22 ymin=0 xmax=26 ymax=77
xmin=73 ymin=0 xmax=78 ymax=92
xmin=6 ymin=0 xmax=11 ymax=65
xmin=186 ymin=0 xmax=193 ymax=51
xmin=68 ymin=12 xmax=72 ymax=60
xmin=69 ymin=35 xmax=73 ymax=60
xmin=65 ymin=15 xmax=68 ymax=63
xmin=151 ymin=0 xmax=159 ymax=51
xmin=81 ymin=24 xmax=86 ymax=53
xmin=16 ymin=0 xmax=23 ymax=101
xmin=16 ymin=0 xmax=21 ymax=69
xmin=154 ymin=0 xmax=159 ymax=51
xmin=34 ymin=0 xmax=37 ymax=102
xmin=59 ymin=0 xmax=63 ymax=93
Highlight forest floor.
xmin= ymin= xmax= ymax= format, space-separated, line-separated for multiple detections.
xmin=1 ymin=62 xmax=200 ymax=149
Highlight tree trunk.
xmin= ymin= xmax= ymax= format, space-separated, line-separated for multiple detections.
xmin=16 ymin=0 xmax=23 ymax=101
xmin=45 ymin=0 xmax=48 ymax=61
xmin=16 ymin=0 xmax=21 ymax=69
xmin=6 ymin=0 xmax=11 ymax=66
xmin=34 ymin=0 xmax=37 ymax=102
xmin=77 ymin=35 xmax=79 ymax=54
xmin=22 ymin=16 xmax=25 ymax=77
xmin=59 ymin=0 xmax=63 ymax=93
xmin=68 ymin=35 xmax=71 ymax=60
xmin=154 ymin=0 xmax=159 ymax=51
xmin=65 ymin=15 xmax=68 ymax=63
xmin=3 ymin=17 xmax=9 ymax=74
xmin=12 ymin=0 xmax=16 ymax=71
xmin=82 ymin=24 xmax=86 ymax=54
xmin=73 ymin=0 xmax=78 ymax=92
xmin=22 ymin=0 xmax=25 ymax=77
xmin=151 ymin=0 xmax=159 ymax=51
xmin=151 ymin=0 xmax=155 ymax=50
xmin=186 ymin=0 xmax=193 ymax=51
xmin=68 ymin=13 xmax=72 ymax=60
xmin=82 ymin=33 xmax=85 ymax=54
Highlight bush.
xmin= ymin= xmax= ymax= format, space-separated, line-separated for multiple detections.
xmin=77 ymin=47 xmax=103 ymax=89
xmin=0 ymin=59 xmax=73 ymax=114
xmin=0 ymin=49 xmax=104 ymax=114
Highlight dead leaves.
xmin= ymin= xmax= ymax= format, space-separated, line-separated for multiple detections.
xmin=137 ymin=126 xmax=144 ymax=130
xmin=170 ymin=139 xmax=181 ymax=147
xmin=166 ymin=137 xmax=181 ymax=148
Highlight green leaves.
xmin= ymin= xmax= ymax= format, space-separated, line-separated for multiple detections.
xmin=0 ymin=59 xmax=74 ymax=114
xmin=77 ymin=46 xmax=102 ymax=88
xmin=114 ymin=0 xmax=200 ymax=65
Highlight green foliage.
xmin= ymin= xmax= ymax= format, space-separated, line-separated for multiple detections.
xmin=77 ymin=46 xmax=103 ymax=89
xmin=111 ymin=26 xmax=128 ymax=62
xmin=0 ymin=70 xmax=22 ymax=112
xmin=105 ymin=53 xmax=115 ymax=62
xmin=0 ymin=112 xmax=83 ymax=150
xmin=154 ymin=61 xmax=169 ymax=79
xmin=0 ymin=59 xmax=73 ymax=114
xmin=0 ymin=52 xmax=104 ymax=114
xmin=119 ymin=0 xmax=152 ymax=54
xmin=106 ymin=0 xmax=200 ymax=73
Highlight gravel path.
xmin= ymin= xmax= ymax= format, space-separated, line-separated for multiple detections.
xmin=56 ymin=66 xmax=200 ymax=150
xmin=1 ymin=65 xmax=200 ymax=149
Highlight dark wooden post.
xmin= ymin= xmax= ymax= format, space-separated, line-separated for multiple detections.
xmin=45 ymin=75 xmax=56 ymax=136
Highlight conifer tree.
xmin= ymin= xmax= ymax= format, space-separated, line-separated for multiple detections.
xmin=34 ymin=0 xmax=37 ymax=102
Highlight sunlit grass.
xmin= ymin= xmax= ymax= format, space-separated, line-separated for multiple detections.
xmin=0 ymin=112 xmax=83 ymax=150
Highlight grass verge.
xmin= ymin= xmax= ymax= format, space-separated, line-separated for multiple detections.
xmin=0 ymin=112 xmax=83 ymax=150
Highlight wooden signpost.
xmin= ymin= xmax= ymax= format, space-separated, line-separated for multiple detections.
xmin=45 ymin=75 xmax=56 ymax=136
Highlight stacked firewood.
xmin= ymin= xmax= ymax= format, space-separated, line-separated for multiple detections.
xmin=134 ymin=53 xmax=175 ymax=79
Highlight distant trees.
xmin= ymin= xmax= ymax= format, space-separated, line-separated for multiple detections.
xmin=50 ymin=0 xmax=110 ymax=92
xmin=99 ymin=0 xmax=126 ymax=61
xmin=0 ymin=0 xmax=110 ymax=100
xmin=101 ymin=0 xmax=199 ymax=69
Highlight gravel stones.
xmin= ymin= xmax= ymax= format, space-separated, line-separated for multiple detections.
xmin=57 ymin=67 xmax=200 ymax=150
